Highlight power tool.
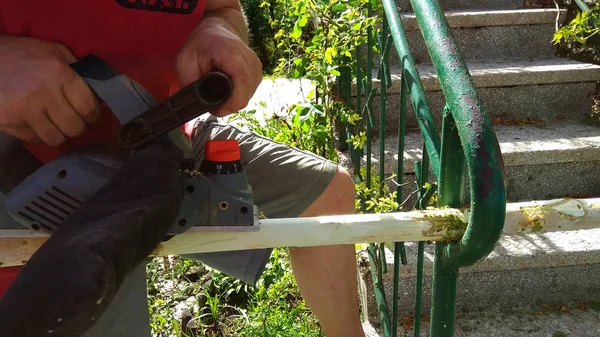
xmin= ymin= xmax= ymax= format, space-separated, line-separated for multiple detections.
xmin=0 ymin=54 xmax=263 ymax=337
xmin=0 ymin=54 xmax=259 ymax=237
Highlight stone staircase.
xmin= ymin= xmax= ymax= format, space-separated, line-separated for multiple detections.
xmin=356 ymin=0 xmax=600 ymax=334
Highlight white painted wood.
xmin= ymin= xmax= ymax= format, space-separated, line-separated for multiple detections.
xmin=2 ymin=198 xmax=600 ymax=268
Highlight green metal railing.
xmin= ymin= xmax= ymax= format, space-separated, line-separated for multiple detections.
xmin=339 ymin=0 xmax=507 ymax=335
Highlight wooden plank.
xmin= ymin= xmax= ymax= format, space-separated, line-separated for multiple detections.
xmin=0 ymin=230 xmax=48 ymax=267
xmin=1 ymin=198 xmax=600 ymax=268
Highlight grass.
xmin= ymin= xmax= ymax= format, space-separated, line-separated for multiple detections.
xmin=146 ymin=248 xmax=324 ymax=337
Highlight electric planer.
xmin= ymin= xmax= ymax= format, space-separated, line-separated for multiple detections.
xmin=0 ymin=54 xmax=259 ymax=237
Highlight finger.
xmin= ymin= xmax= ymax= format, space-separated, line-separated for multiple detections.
xmin=213 ymin=52 xmax=253 ymax=115
xmin=53 ymin=43 xmax=78 ymax=64
xmin=27 ymin=112 xmax=66 ymax=147
xmin=62 ymin=68 xmax=100 ymax=124
xmin=175 ymin=49 xmax=203 ymax=88
xmin=3 ymin=125 xmax=41 ymax=143
xmin=240 ymin=48 xmax=263 ymax=94
xmin=47 ymin=95 xmax=86 ymax=138
xmin=210 ymin=108 xmax=232 ymax=118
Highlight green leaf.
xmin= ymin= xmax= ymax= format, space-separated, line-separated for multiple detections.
xmin=553 ymin=30 xmax=564 ymax=43
xmin=329 ymin=68 xmax=341 ymax=76
xmin=297 ymin=15 xmax=309 ymax=28
xmin=311 ymin=104 xmax=325 ymax=116
xmin=292 ymin=66 xmax=304 ymax=78
xmin=332 ymin=4 xmax=347 ymax=13
xmin=314 ymin=129 xmax=328 ymax=142
xmin=292 ymin=17 xmax=307 ymax=40
xmin=325 ymin=47 xmax=337 ymax=64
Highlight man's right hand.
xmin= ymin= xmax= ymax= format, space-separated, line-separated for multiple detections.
xmin=0 ymin=35 xmax=99 ymax=147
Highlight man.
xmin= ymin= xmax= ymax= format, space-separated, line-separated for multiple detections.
xmin=0 ymin=0 xmax=365 ymax=336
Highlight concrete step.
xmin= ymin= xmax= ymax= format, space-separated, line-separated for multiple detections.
xmin=362 ymin=302 xmax=600 ymax=337
xmin=358 ymin=228 xmax=600 ymax=329
xmin=349 ymin=119 xmax=600 ymax=202
xmin=388 ymin=9 xmax=566 ymax=64
xmin=396 ymin=0 xmax=525 ymax=12
xmin=365 ymin=58 xmax=600 ymax=131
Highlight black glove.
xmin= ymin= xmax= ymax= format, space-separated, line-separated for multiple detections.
xmin=0 ymin=140 xmax=184 ymax=336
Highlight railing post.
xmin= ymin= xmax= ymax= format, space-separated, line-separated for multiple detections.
xmin=430 ymin=244 xmax=459 ymax=335
xmin=375 ymin=0 xmax=507 ymax=335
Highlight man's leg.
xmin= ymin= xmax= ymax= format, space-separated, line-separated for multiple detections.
xmin=289 ymin=167 xmax=365 ymax=337
xmin=187 ymin=116 xmax=365 ymax=337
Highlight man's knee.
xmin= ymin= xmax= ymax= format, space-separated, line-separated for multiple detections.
xmin=333 ymin=166 xmax=356 ymax=210
xmin=301 ymin=165 xmax=355 ymax=216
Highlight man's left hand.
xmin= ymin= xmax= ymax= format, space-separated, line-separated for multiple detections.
xmin=175 ymin=5 xmax=262 ymax=117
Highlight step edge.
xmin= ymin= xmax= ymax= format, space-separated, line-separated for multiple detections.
xmin=375 ymin=249 xmax=600 ymax=277
xmin=358 ymin=229 xmax=600 ymax=278
xmin=352 ymin=60 xmax=600 ymax=95
xmin=400 ymin=9 xmax=567 ymax=30
xmin=360 ymin=121 xmax=600 ymax=175
xmin=379 ymin=61 xmax=600 ymax=93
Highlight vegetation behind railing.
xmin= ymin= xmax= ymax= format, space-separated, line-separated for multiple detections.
xmin=147 ymin=0 xmax=508 ymax=335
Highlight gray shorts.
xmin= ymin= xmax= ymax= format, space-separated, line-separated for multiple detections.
xmin=84 ymin=116 xmax=338 ymax=336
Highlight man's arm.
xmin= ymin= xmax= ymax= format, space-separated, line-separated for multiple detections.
xmin=175 ymin=0 xmax=262 ymax=117
xmin=201 ymin=0 xmax=249 ymax=44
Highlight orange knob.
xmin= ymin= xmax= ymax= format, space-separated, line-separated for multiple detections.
xmin=204 ymin=139 xmax=241 ymax=162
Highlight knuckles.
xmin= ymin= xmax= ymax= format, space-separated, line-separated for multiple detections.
xmin=39 ymin=52 xmax=71 ymax=78
xmin=64 ymin=120 xmax=86 ymax=138
xmin=46 ymin=133 xmax=66 ymax=147
xmin=77 ymin=96 xmax=99 ymax=121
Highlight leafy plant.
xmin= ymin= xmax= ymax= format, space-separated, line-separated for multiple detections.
xmin=145 ymin=0 xmax=405 ymax=335
xmin=235 ymin=249 xmax=322 ymax=337
xmin=232 ymin=106 xmax=336 ymax=160
xmin=241 ymin=0 xmax=283 ymax=74
xmin=354 ymin=167 xmax=402 ymax=213
xmin=146 ymin=248 xmax=321 ymax=337
xmin=554 ymin=5 xmax=600 ymax=63
xmin=251 ymin=0 xmax=382 ymax=159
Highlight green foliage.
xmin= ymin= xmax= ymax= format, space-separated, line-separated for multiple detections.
xmin=554 ymin=8 xmax=600 ymax=45
xmin=146 ymin=249 xmax=321 ymax=336
xmin=241 ymin=0 xmax=282 ymax=74
xmin=235 ymin=249 xmax=322 ymax=337
xmin=354 ymin=167 xmax=401 ymax=213
xmin=145 ymin=0 xmax=406 ymax=335
xmin=554 ymin=5 xmax=600 ymax=63
xmin=232 ymin=106 xmax=337 ymax=160
xmin=272 ymin=0 xmax=381 ymax=156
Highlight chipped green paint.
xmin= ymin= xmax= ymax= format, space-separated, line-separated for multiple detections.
xmin=377 ymin=0 xmax=507 ymax=336
xmin=380 ymin=0 xmax=442 ymax=181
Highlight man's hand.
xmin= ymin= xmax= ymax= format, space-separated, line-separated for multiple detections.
xmin=0 ymin=35 xmax=99 ymax=146
xmin=175 ymin=0 xmax=262 ymax=117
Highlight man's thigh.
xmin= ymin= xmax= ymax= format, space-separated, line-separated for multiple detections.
xmin=182 ymin=116 xmax=339 ymax=284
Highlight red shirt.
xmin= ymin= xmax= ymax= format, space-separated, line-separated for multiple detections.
xmin=0 ymin=0 xmax=207 ymax=295
xmin=0 ymin=0 xmax=207 ymax=162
